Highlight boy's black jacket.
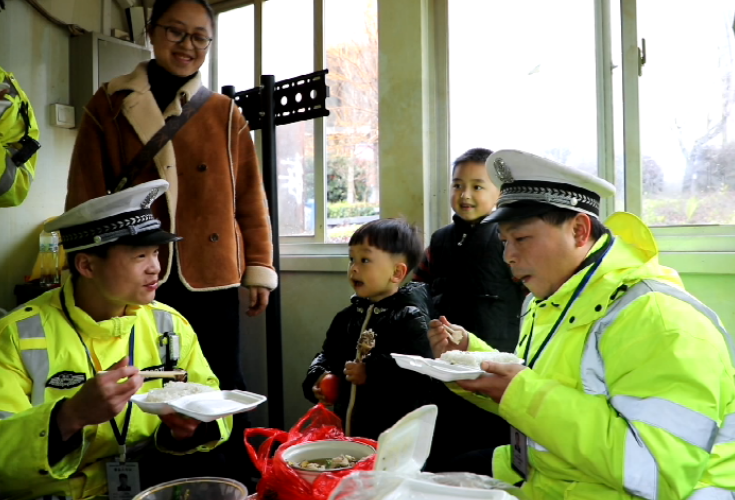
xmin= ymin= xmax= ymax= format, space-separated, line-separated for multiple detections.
xmin=303 ymin=282 xmax=437 ymax=440
xmin=417 ymin=215 xmax=526 ymax=352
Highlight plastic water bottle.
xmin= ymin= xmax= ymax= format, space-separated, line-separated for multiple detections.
xmin=39 ymin=229 xmax=60 ymax=285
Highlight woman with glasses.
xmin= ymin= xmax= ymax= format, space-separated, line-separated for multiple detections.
xmin=64 ymin=0 xmax=274 ymax=488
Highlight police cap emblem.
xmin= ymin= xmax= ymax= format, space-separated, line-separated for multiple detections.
xmin=494 ymin=158 xmax=515 ymax=184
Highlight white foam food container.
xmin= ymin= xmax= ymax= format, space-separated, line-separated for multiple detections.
xmin=131 ymin=390 xmax=267 ymax=422
xmin=391 ymin=354 xmax=486 ymax=382
xmin=340 ymin=405 xmax=518 ymax=500
xmin=370 ymin=477 xmax=517 ymax=500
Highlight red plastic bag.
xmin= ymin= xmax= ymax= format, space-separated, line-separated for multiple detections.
xmin=245 ymin=404 xmax=378 ymax=500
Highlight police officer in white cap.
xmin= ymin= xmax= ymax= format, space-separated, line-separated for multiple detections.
xmin=428 ymin=150 xmax=735 ymax=499
xmin=0 ymin=180 xmax=232 ymax=499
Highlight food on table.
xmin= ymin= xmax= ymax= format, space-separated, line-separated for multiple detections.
xmin=145 ymin=381 xmax=216 ymax=403
xmin=444 ymin=324 xmax=464 ymax=345
xmin=440 ymin=351 xmax=523 ymax=368
xmin=288 ymin=454 xmax=359 ymax=471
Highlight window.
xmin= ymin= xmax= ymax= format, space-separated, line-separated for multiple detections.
xmin=449 ymin=1 xmax=598 ymax=176
xmin=263 ymin=0 xmax=315 ymax=237
xmin=212 ymin=0 xmax=379 ymax=248
xmin=324 ymin=0 xmax=379 ymax=243
xmin=216 ymin=5 xmax=255 ymax=93
xmin=448 ymin=0 xmax=735 ymax=234
xmin=637 ymin=1 xmax=735 ymax=226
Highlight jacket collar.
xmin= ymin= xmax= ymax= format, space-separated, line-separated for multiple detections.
xmin=51 ymin=277 xmax=141 ymax=340
xmin=350 ymin=282 xmax=429 ymax=311
xmin=452 ymin=213 xmax=495 ymax=230
xmin=106 ymin=61 xmax=203 ymax=118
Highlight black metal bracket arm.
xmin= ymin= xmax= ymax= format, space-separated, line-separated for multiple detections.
xmin=222 ymin=69 xmax=330 ymax=131
xmin=221 ymin=69 xmax=330 ymax=430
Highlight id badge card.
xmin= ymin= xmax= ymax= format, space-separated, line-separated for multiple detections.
xmin=106 ymin=461 xmax=141 ymax=500
xmin=510 ymin=426 xmax=529 ymax=479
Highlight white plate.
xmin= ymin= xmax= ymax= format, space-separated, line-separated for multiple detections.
xmin=130 ymin=393 xmax=179 ymax=417
xmin=131 ymin=390 xmax=267 ymax=422
xmin=391 ymin=354 xmax=486 ymax=382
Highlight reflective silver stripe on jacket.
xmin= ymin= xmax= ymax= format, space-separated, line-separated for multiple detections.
xmin=0 ymin=410 xmax=15 ymax=420
xmin=688 ymin=488 xmax=735 ymax=500
xmin=580 ymin=279 xmax=734 ymax=500
xmin=154 ymin=309 xmax=174 ymax=361
xmin=515 ymin=293 xmax=536 ymax=358
xmin=715 ymin=414 xmax=735 ymax=446
xmin=528 ymin=437 xmax=548 ymax=452
xmin=18 ymin=315 xmax=50 ymax=406
xmin=612 ymin=395 xmax=718 ymax=451
xmin=0 ymin=147 xmax=19 ymax=196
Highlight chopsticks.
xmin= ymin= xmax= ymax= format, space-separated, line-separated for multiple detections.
xmin=139 ymin=371 xmax=187 ymax=380
xmin=99 ymin=370 xmax=187 ymax=380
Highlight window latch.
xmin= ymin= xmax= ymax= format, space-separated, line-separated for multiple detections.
xmin=638 ymin=38 xmax=647 ymax=77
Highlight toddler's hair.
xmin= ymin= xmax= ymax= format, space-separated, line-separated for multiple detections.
xmin=348 ymin=218 xmax=423 ymax=271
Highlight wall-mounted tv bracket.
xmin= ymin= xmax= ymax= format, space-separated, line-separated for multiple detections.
xmin=222 ymin=69 xmax=330 ymax=430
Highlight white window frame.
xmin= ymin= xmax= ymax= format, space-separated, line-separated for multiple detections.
xmin=211 ymin=0 xmax=345 ymax=270
xmin=439 ymin=0 xmax=735 ymax=276
xmin=209 ymin=1 xmax=735 ymax=275
xmin=211 ymin=0 xmax=447 ymax=273
xmin=616 ymin=0 xmax=735 ymax=273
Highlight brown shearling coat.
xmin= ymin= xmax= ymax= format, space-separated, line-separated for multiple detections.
xmin=66 ymin=62 xmax=277 ymax=291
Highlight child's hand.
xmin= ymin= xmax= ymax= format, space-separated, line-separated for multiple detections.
xmin=344 ymin=361 xmax=367 ymax=386
xmin=312 ymin=373 xmax=330 ymax=404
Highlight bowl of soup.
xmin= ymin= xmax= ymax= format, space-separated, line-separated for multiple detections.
xmin=133 ymin=477 xmax=248 ymax=500
xmin=282 ymin=440 xmax=376 ymax=484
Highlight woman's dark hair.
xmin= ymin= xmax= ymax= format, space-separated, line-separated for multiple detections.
xmin=349 ymin=218 xmax=424 ymax=272
xmin=539 ymin=208 xmax=608 ymax=240
xmin=148 ymin=0 xmax=215 ymax=32
xmin=67 ymin=245 xmax=111 ymax=278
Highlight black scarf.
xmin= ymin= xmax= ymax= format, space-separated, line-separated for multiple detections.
xmin=147 ymin=59 xmax=197 ymax=112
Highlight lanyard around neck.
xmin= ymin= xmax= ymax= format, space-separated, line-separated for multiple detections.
xmin=59 ymin=287 xmax=135 ymax=462
xmin=521 ymin=238 xmax=613 ymax=369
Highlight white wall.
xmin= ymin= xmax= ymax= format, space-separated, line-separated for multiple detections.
xmin=279 ymin=271 xmax=352 ymax=428
xmin=0 ymin=1 xmax=127 ymax=310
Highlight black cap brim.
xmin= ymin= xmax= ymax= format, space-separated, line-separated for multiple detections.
xmin=486 ymin=202 xmax=556 ymax=224
xmin=114 ymin=229 xmax=182 ymax=248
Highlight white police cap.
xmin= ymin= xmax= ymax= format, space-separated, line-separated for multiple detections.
xmin=45 ymin=179 xmax=181 ymax=252
xmin=485 ymin=149 xmax=616 ymax=223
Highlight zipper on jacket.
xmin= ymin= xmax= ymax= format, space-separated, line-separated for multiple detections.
xmin=458 ymin=233 xmax=468 ymax=246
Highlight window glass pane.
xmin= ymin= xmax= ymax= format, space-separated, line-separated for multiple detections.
xmin=217 ymin=6 xmax=254 ymax=92
xmin=325 ymin=0 xmax=380 ymax=243
xmin=449 ymin=1 xmax=597 ymax=176
xmin=639 ymin=1 xmax=735 ymax=225
xmin=264 ymin=0 xmax=315 ymax=237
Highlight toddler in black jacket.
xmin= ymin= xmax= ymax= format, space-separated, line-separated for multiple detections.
xmin=302 ymin=218 xmax=436 ymax=440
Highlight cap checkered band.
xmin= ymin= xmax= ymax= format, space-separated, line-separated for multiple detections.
xmin=498 ymin=181 xmax=601 ymax=216
xmin=59 ymin=209 xmax=161 ymax=249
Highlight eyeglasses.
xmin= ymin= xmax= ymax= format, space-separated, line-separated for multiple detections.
xmin=156 ymin=24 xmax=212 ymax=50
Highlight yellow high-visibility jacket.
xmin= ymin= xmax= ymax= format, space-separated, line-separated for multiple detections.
xmin=0 ymin=279 xmax=232 ymax=499
xmin=0 ymin=67 xmax=39 ymax=207
xmin=454 ymin=213 xmax=735 ymax=499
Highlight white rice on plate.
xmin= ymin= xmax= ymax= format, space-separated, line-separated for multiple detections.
xmin=145 ymin=382 xmax=216 ymax=403
xmin=440 ymin=351 xmax=524 ymax=368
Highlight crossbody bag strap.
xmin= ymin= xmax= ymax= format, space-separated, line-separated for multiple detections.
xmin=109 ymin=86 xmax=213 ymax=194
